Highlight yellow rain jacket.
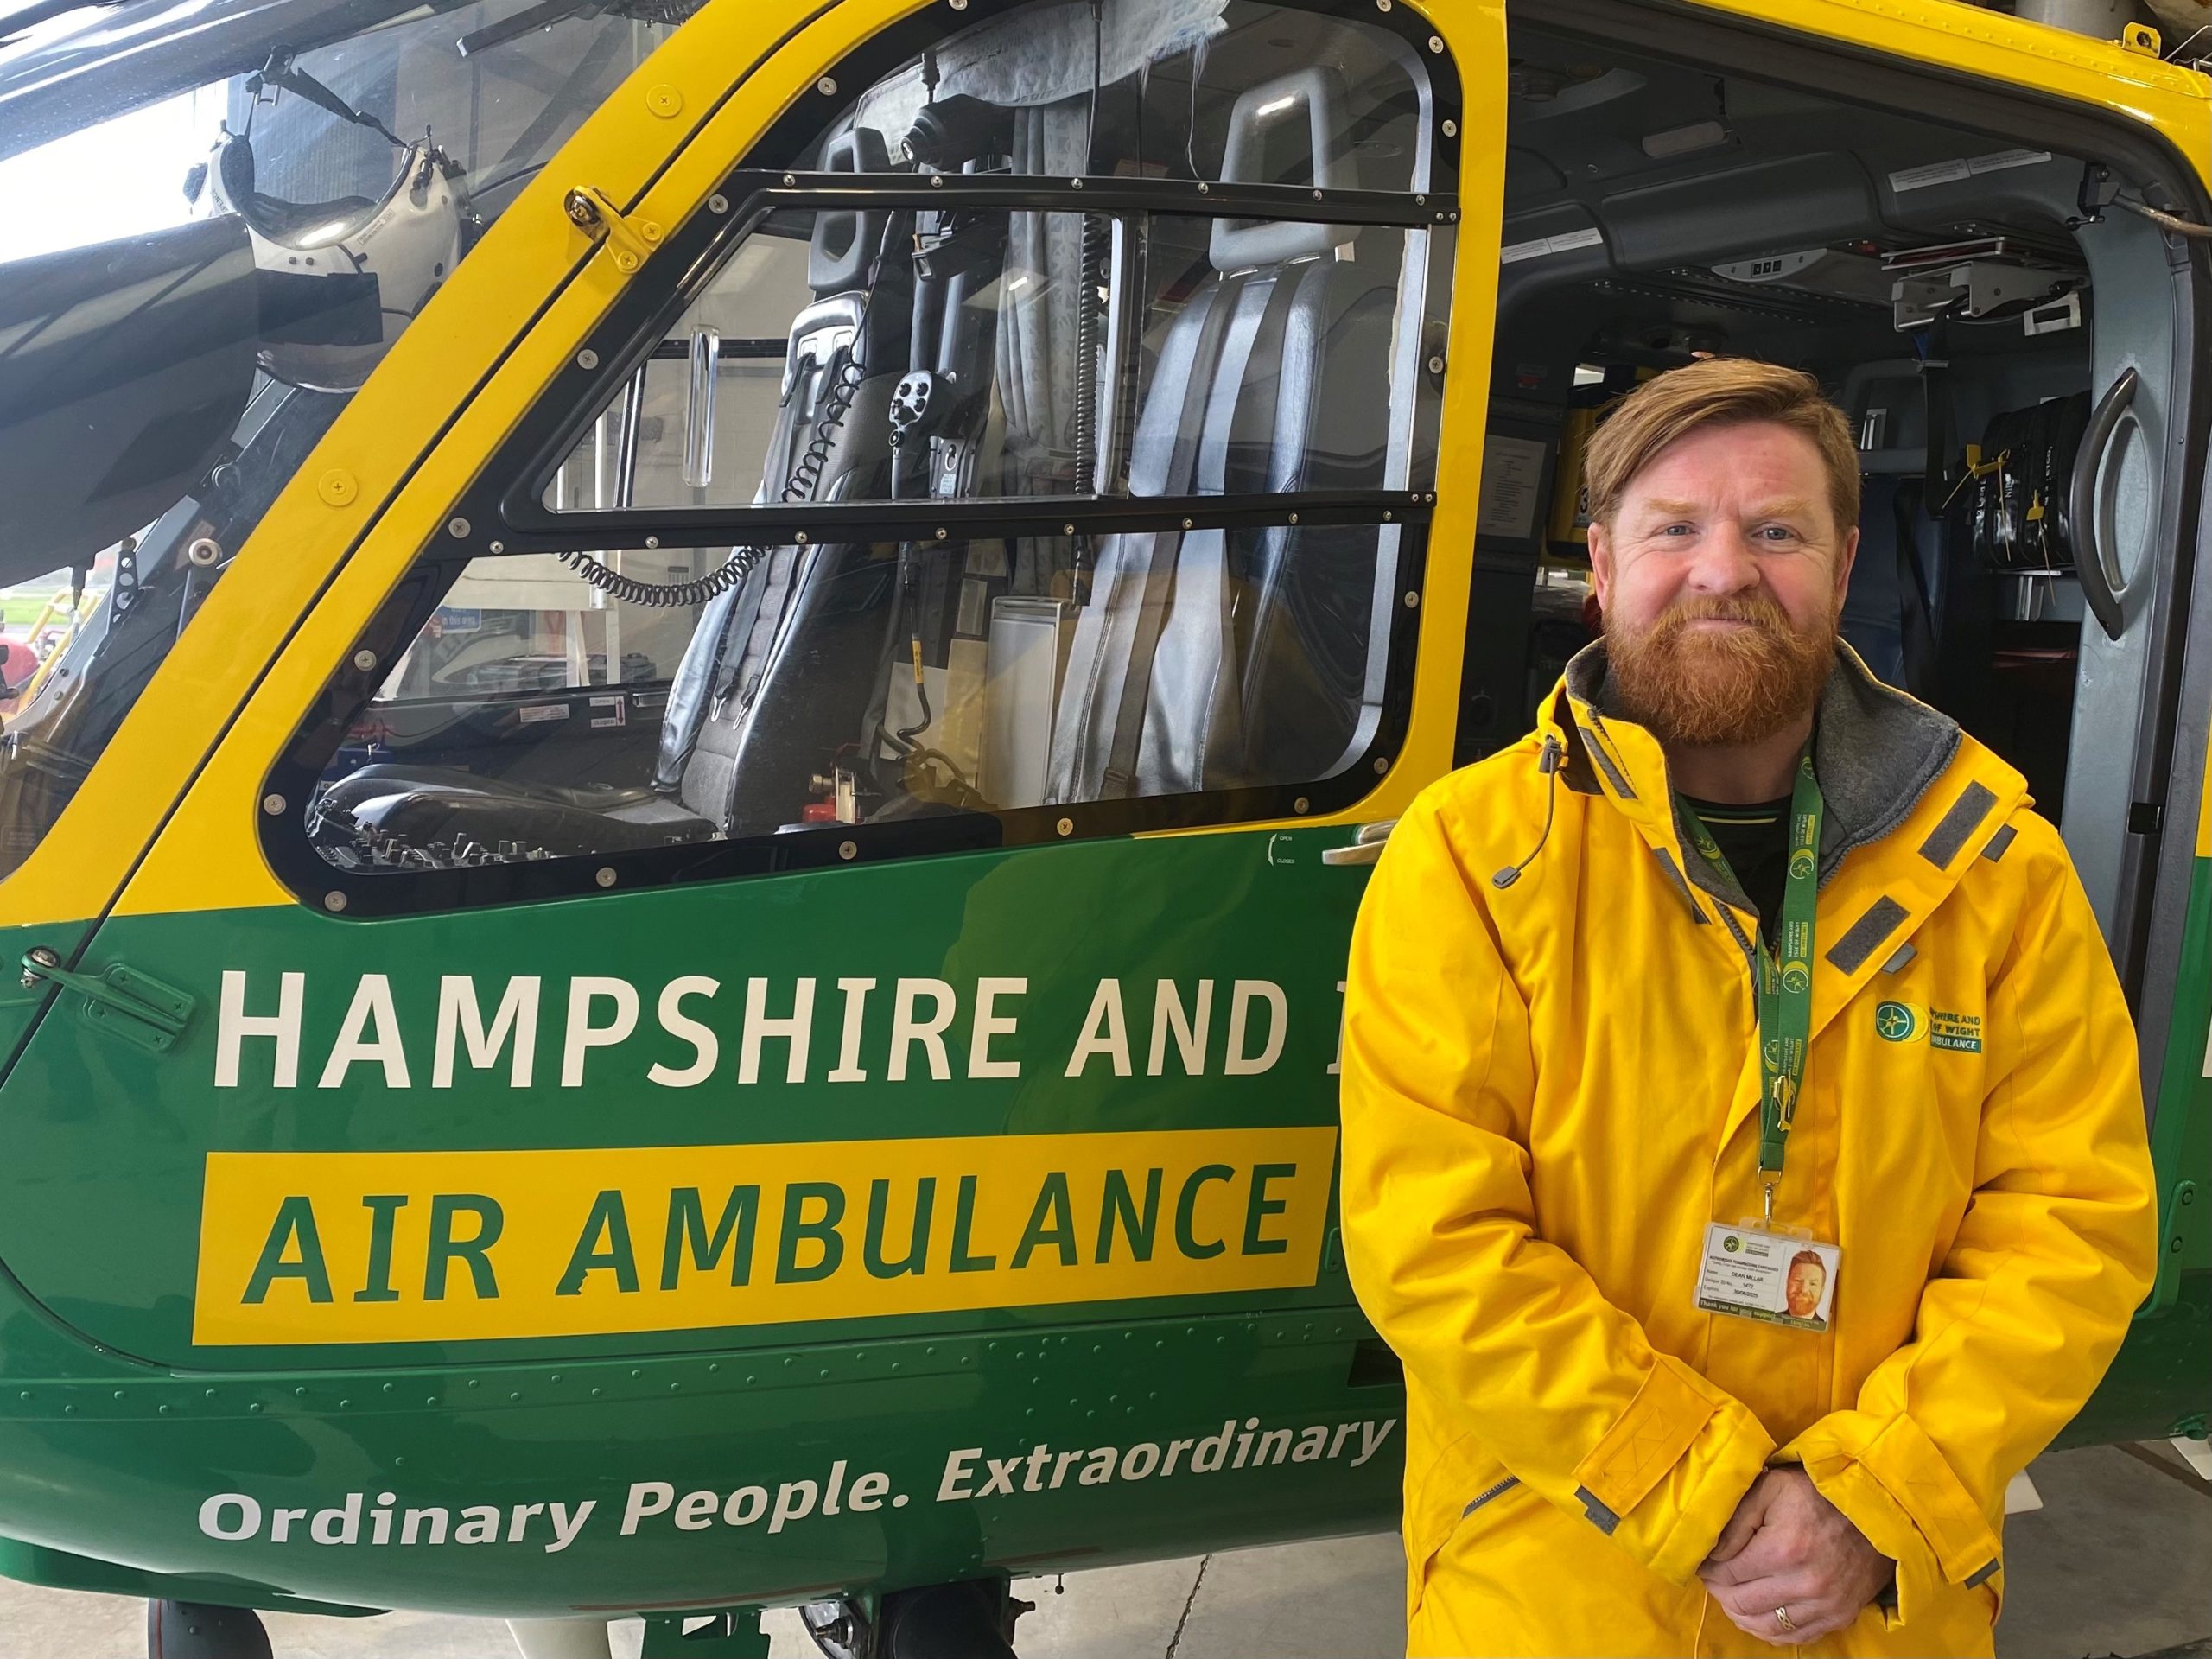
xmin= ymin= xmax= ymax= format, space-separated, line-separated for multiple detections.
xmin=1339 ymin=645 xmax=2158 ymax=1658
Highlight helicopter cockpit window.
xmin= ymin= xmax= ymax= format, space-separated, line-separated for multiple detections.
xmin=0 ymin=0 xmax=693 ymax=884
xmin=305 ymin=518 xmax=1402 ymax=874
xmin=536 ymin=0 xmax=1442 ymax=516
xmin=537 ymin=206 xmax=1436 ymax=512
xmin=271 ymin=0 xmax=1452 ymax=908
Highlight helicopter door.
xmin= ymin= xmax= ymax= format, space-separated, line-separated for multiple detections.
xmin=32 ymin=0 xmax=1486 ymax=1350
xmin=0 ymin=0 xmax=1504 ymax=1620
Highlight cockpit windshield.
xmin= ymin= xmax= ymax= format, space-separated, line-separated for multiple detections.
xmin=270 ymin=0 xmax=1451 ymax=904
xmin=0 ymin=0 xmax=691 ymax=884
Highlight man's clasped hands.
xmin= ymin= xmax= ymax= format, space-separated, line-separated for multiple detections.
xmin=1698 ymin=1468 xmax=1897 ymax=1647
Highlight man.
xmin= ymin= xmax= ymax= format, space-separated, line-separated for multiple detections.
xmin=1785 ymin=1252 xmax=1828 ymax=1325
xmin=1339 ymin=359 xmax=2157 ymax=1657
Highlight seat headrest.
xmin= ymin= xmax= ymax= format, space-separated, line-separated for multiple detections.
xmin=1209 ymin=67 xmax=1355 ymax=273
xmin=810 ymin=125 xmax=893 ymax=293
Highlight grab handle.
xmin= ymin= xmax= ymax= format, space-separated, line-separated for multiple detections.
xmin=1322 ymin=820 xmax=1398 ymax=867
xmin=682 ymin=325 xmax=719 ymax=490
xmin=2071 ymin=365 xmax=2139 ymax=640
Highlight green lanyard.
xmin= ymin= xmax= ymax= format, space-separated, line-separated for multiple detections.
xmin=1683 ymin=752 xmax=1824 ymax=1221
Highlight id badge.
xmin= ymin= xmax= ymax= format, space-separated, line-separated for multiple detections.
xmin=1697 ymin=1223 xmax=1840 ymax=1330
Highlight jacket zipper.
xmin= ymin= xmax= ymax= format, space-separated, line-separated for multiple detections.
xmin=1462 ymin=1475 xmax=1521 ymax=1516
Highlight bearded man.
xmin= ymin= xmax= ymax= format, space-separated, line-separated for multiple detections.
xmin=1338 ymin=359 xmax=2157 ymax=1657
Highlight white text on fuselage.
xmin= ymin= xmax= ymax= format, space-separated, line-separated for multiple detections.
xmin=212 ymin=973 xmax=1323 ymax=1090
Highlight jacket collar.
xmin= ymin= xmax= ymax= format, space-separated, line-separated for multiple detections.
xmin=1537 ymin=638 xmax=2030 ymax=1151
xmin=1540 ymin=638 xmax=2023 ymax=918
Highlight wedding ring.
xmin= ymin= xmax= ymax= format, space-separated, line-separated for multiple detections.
xmin=1773 ymin=1605 xmax=1797 ymax=1634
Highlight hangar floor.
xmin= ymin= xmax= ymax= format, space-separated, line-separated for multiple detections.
xmin=0 ymin=1443 xmax=2201 ymax=1656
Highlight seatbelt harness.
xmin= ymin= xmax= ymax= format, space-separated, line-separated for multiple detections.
xmin=1683 ymin=750 xmax=1824 ymax=1223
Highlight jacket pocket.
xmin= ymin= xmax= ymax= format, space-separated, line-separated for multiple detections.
xmin=1408 ymin=1439 xmax=1522 ymax=1617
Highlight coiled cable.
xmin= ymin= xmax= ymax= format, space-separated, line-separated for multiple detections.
xmin=783 ymin=353 xmax=866 ymax=506
xmin=555 ymin=215 xmax=895 ymax=608
xmin=556 ymin=346 xmax=863 ymax=608
xmin=1069 ymin=210 xmax=1109 ymax=594
xmin=1071 ymin=212 xmax=1107 ymax=492
xmin=555 ymin=539 xmax=761 ymax=610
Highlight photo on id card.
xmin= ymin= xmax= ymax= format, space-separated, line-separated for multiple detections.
xmin=1697 ymin=1224 xmax=1840 ymax=1330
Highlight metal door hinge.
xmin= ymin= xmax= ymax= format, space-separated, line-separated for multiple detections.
xmin=563 ymin=186 xmax=663 ymax=273
xmin=21 ymin=948 xmax=194 ymax=1053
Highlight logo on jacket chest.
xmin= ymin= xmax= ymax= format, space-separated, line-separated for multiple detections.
xmin=1873 ymin=1001 xmax=1982 ymax=1052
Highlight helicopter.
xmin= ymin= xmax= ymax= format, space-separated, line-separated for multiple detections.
xmin=0 ymin=0 xmax=2202 ymax=1653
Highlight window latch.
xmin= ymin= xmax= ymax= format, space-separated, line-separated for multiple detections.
xmin=562 ymin=185 xmax=664 ymax=274
xmin=20 ymin=947 xmax=194 ymax=1053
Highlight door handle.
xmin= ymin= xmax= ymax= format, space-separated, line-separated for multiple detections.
xmin=2072 ymin=365 xmax=2139 ymax=640
xmin=1322 ymin=820 xmax=1398 ymax=866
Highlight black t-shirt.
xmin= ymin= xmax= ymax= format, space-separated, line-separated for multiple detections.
xmin=1681 ymin=794 xmax=1793 ymax=947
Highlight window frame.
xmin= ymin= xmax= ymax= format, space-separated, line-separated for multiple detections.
xmin=258 ymin=0 xmax=1465 ymax=918
xmin=497 ymin=175 xmax=1459 ymax=546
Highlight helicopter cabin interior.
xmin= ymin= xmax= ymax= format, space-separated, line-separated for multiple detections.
xmin=285 ymin=0 xmax=2200 ymax=995
xmin=1464 ymin=12 xmax=2201 ymax=1000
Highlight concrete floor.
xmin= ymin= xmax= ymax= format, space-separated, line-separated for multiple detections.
xmin=0 ymin=1444 xmax=2202 ymax=1657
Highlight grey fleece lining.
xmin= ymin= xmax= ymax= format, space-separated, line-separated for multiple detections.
xmin=1562 ymin=642 xmax=1964 ymax=918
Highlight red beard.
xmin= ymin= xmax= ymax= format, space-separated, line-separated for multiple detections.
xmin=1605 ymin=592 xmax=1838 ymax=747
